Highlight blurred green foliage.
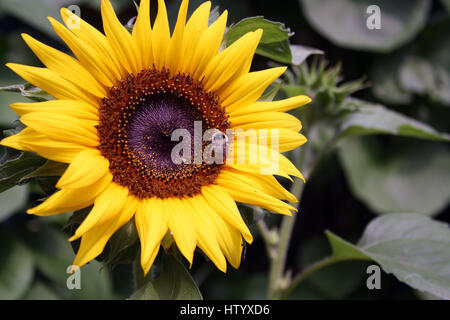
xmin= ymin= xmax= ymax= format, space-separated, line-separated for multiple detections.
xmin=0 ymin=0 xmax=449 ymax=300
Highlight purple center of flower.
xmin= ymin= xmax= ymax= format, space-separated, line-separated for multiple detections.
xmin=126 ymin=95 xmax=199 ymax=173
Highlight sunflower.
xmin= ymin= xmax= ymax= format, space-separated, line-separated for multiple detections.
xmin=1 ymin=0 xmax=310 ymax=274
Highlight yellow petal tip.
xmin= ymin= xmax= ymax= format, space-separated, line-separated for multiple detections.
xmin=68 ymin=233 xmax=80 ymax=242
xmin=21 ymin=33 xmax=31 ymax=41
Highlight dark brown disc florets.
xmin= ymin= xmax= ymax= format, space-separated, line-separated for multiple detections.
xmin=96 ymin=68 xmax=230 ymax=199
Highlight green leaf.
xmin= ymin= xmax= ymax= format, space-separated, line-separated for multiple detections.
xmin=21 ymin=221 xmax=114 ymax=300
xmin=290 ymin=45 xmax=323 ymax=66
xmin=371 ymin=51 xmax=413 ymax=105
xmin=20 ymin=160 xmax=68 ymax=183
xmin=0 ymin=184 xmax=28 ymax=223
xmin=130 ymin=254 xmax=202 ymax=300
xmin=36 ymin=176 xmax=60 ymax=196
xmin=3 ymin=121 xmax=25 ymax=137
xmin=21 ymin=223 xmax=76 ymax=286
xmin=326 ymin=233 xmax=370 ymax=260
xmin=101 ymin=219 xmax=139 ymax=268
xmin=415 ymin=290 xmax=443 ymax=300
xmin=371 ymin=18 xmax=450 ymax=105
xmin=326 ymin=213 xmax=450 ymax=300
xmin=0 ymin=147 xmax=46 ymax=193
xmin=70 ymin=260 xmax=115 ymax=300
xmin=339 ymin=137 xmax=450 ymax=216
xmin=129 ymin=280 xmax=159 ymax=300
xmin=153 ymin=254 xmax=202 ymax=299
xmin=226 ymin=16 xmax=292 ymax=45
xmin=255 ymin=39 xmax=292 ymax=65
xmin=23 ymin=281 xmax=60 ymax=300
xmin=0 ymin=0 xmax=63 ymax=39
xmin=0 ymin=83 xmax=53 ymax=102
xmin=226 ymin=16 xmax=293 ymax=64
xmin=339 ymin=98 xmax=450 ymax=142
xmin=294 ymin=236 xmax=370 ymax=299
xmin=0 ymin=233 xmax=34 ymax=299
xmin=300 ymin=0 xmax=430 ymax=52
xmin=441 ymin=0 xmax=450 ymax=12
xmin=63 ymin=207 xmax=91 ymax=256
xmin=259 ymin=82 xmax=283 ymax=102
xmin=400 ymin=18 xmax=450 ymax=105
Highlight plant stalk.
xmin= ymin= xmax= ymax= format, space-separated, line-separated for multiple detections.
xmin=267 ymin=177 xmax=305 ymax=299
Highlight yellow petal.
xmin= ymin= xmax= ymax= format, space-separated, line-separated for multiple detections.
xmin=234 ymin=128 xmax=307 ymax=153
xmin=180 ymin=1 xmax=211 ymax=75
xmin=188 ymin=10 xmax=228 ymax=79
xmin=227 ymin=150 xmax=306 ymax=182
xmin=20 ymin=112 xmax=99 ymax=147
xmin=216 ymin=173 xmax=296 ymax=215
xmin=166 ymin=0 xmax=189 ymax=73
xmin=27 ymin=171 xmax=112 ymax=216
xmin=278 ymin=153 xmax=305 ymax=181
xmin=60 ymin=8 xmax=124 ymax=82
xmin=222 ymin=168 xmax=297 ymax=202
xmin=166 ymin=197 xmax=197 ymax=265
xmin=210 ymin=212 xmax=243 ymax=269
xmin=132 ymin=0 xmax=152 ymax=70
xmin=229 ymin=134 xmax=305 ymax=180
xmin=186 ymin=195 xmax=227 ymax=272
xmin=238 ymin=141 xmax=304 ymax=179
xmin=227 ymin=163 xmax=291 ymax=181
xmin=73 ymin=195 xmax=138 ymax=268
xmin=70 ymin=182 xmax=129 ymax=240
xmin=228 ymin=95 xmax=311 ymax=117
xmin=152 ymin=0 xmax=171 ymax=70
xmin=0 ymin=128 xmax=86 ymax=163
xmin=219 ymin=67 xmax=286 ymax=108
xmin=201 ymin=29 xmax=263 ymax=93
xmin=6 ymin=63 xmax=98 ymax=106
xmin=201 ymin=185 xmax=253 ymax=243
xmin=271 ymin=129 xmax=308 ymax=153
xmin=56 ymin=149 xmax=109 ymax=189
xmin=21 ymin=33 xmax=106 ymax=98
xmin=11 ymin=100 xmax=98 ymax=121
xmin=101 ymin=0 xmax=139 ymax=75
xmin=135 ymin=197 xmax=168 ymax=275
xmin=229 ymin=140 xmax=293 ymax=180
xmin=230 ymin=111 xmax=302 ymax=132
xmin=189 ymin=194 xmax=242 ymax=269
xmin=49 ymin=17 xmax=117 ymax=87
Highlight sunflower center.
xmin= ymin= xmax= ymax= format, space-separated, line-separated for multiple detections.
xmin=97 ymin=69 xmax=230 ymax=199
xmin=127 ymin=95 xmax=198 ymax=172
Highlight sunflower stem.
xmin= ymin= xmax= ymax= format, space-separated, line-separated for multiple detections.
xmin=257 ymin=218 xmax=277 ymax=260
xmin=267 ymin=141 xmax=308 ymax=299
xmin=267 ymin=178 xmax=305 ymax=299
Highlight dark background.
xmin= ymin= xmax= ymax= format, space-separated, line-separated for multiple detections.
xmin=0 ymin=0 xmax=448 ymax=300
